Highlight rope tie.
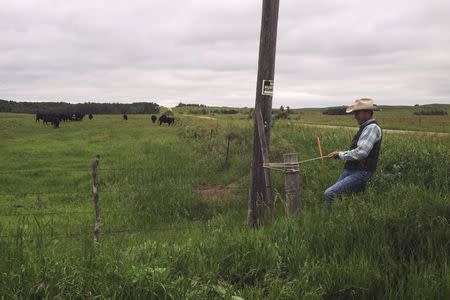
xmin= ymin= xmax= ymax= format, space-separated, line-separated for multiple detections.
xmin=263 ymin=156 xmax=329 ymax=171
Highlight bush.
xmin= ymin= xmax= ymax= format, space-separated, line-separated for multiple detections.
xmin=322 ymin=106 xmax=347 ymax=115
xmin=176 ymin=103 xmax=206 ymax=108
xmin=273 ymin=111 xmax=289 ymax=120
xmin=210 ymin=109 xmax=239 ymax=115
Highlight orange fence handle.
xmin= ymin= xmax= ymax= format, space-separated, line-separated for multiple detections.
xmin=316 ymin=136 xmax=324 ymax=162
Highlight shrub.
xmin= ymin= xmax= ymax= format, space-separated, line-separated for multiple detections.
xmin=322 ymin=106 xmax=347 ymax=115
xmin=273 ymin=111 xmax=289 ymax=120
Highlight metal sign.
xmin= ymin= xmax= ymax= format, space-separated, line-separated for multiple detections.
xmin=262 ymin=80 xmax=273 ymax=96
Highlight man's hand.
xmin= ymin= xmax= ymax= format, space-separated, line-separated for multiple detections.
xmin=327 ymin=151 xmax=341 ymax=159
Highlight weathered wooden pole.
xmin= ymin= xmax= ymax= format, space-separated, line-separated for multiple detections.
xmin=91 ymin=155 xmax=101 ymax=243
xmin=283 ymin=153 xmax=301 ymax=215
xmin=248 ymin=0 xmax=280 ymax=227
xmin=224 ymin=134 xmax=231 ymax=166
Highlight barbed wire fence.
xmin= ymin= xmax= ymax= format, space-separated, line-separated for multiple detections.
xmin=0 ymin=156 xmax=257 ymax=242
xmin=0 ymin=128 xmax=334 ymax=242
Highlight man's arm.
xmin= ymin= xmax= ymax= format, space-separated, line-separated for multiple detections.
xmin=338 ymin=124 xmax=381 ymax=161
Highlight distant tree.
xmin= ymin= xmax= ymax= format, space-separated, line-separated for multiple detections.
xmin=280 ymin=105 xmax=284 ymax=112
xmin=0 ymin=99 xmax=159 ymax=114
xmin=286 ymin=106 xmax=290 ymax=113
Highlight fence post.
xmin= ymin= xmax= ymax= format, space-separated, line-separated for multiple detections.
xmin=283 ymin=153 xmax=300 ymax=216
xmin=91 ymin=155 xmax=101 ymax=243
xmin=224 ymin=134 xmax=231 ymax=166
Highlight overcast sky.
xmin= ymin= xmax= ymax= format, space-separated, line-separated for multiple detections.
xmin=1 ymin=0 xmax=450 ymax=108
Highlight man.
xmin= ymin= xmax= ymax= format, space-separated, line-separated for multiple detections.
xmin=324 ymin=98 xmax=382 ymax=208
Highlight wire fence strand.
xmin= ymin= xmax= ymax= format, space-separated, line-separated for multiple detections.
xmin=0 ymin=134 xmax=333 ymax=242
xmin=0 ymin=186 xmax=250 ymax=197
xmin=0 ymin=225 xmax=192 ymax=240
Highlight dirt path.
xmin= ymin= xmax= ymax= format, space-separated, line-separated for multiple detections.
xmin=296 ymin=123 xmax=449 ymax=136
xmin=185 ymin=115 xmax=449 ymax=136
xmin=184 ymin=114 xmax=217 ymax=120
xmin=193 ymin=181 xmax=238 ymax=199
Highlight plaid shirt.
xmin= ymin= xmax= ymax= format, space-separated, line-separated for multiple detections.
xmin=338 ymin=119 xmax=382 ymax=161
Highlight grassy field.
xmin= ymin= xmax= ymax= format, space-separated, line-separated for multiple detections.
xmin=174 ymin=103 xmax=450 ymax=133
xmin=0 ymin=112 xmax=449 ymax=299
xmin=290 ymin=104 xmax=450 ymax=133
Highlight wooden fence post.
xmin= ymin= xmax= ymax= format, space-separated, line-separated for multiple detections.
xmin=91 ymin=155 xmax=101 ymax=243
xmin=224 ymin=134 xmax=231 ymax=166
xmin=283 ymin=153 xmax=301 ymax=216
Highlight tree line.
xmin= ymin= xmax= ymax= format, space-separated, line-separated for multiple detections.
xmin=0 ymin=99 xmax=160 ymax=114
xmin=413 ymin=110 xmax=447 ymax=115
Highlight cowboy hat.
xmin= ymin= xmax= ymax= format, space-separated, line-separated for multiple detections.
xmin=346 ymin=98 xmax=378 ymax=113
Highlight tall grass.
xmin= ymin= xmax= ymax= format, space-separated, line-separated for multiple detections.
xmin=0 ymin=113 xmax=449 ymax=298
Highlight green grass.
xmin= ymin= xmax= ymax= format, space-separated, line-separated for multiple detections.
xmin=175 ymin=104 xmax=450 ymax=133
xmin=0 ymin=112 xmax=449 ymax=299
xmin=286 ymin=104 xmax=450 ymax=133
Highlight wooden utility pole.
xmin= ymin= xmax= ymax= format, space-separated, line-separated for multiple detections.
xmin=248 ymin=0 xmax=280 ymax=227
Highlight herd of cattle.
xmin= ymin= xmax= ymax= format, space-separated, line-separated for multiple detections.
xmin=36 ymin=112 xmax=175 ymax=128
xmin=35 ymin=112 xmax=87 ymax=128
xmin=121 ymin=114 xmax=175 ymax=125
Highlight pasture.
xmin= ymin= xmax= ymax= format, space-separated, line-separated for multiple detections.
xmin=290 ymin=104 xmax=450 ymax=133
xmin=0 ymin=112 xmax=449 ymax=299
xmin=176 ymin=103 xmax=450 ymax=133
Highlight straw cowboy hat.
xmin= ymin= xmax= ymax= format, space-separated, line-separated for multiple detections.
xmin=346 ymin=98 xmax=378 ymax=113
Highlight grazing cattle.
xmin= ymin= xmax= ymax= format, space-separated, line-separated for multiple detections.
xmin=89 ymin=114 xmax=93 ymax=120
xmin=50 ymin=117 xmax=60 ymax=128
xmin=159 ymin=115 xmax=175 ymax=126
xmin=39 ymin=114 xmax=52 ymax=125
xmin=151 ymin=115 xmax=157 ymax=123
xmin=58 ymin=113 xmax=66 ymax=122
xmin=35 ymin=111 xmax=88 ymax=128
xmin=41 ymin=114 xmax=60 ymax=128
xmin=123 ymin=114 xmax=128 ymax=120
xmin=71 ymin=113 xmax=85 ymax=121
xmin=36 ymin=113 xmax=43 ymax=122
xmin=37 ymin=112 xmax=86 ymax=123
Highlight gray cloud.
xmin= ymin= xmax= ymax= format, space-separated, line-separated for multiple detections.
xmin=0 ymin=0 xmax=449 ymax=107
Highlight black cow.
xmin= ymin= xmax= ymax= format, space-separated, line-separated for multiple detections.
xmin=159 ymin=115 xmax=175 ymax=126
xmin=36 ymin=112 xmax=43 ymax=122
xmin=89 ymin=114 xmax=93 ymax=120
xmin=58 ymin=113 xmax=68 ymax=122
xmin=123 ymin=114 xmax=128 ymax=120
xmin=42 ymin=114 xmax=60 ymax=128
xmin=50 ymin=117 xmax=60 ymax=128
xmin=151 ymin=115 xmax=157 ymax=123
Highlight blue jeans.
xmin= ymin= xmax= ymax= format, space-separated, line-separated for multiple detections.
xmin=324 ymin=169 xmax=374 ymax=208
